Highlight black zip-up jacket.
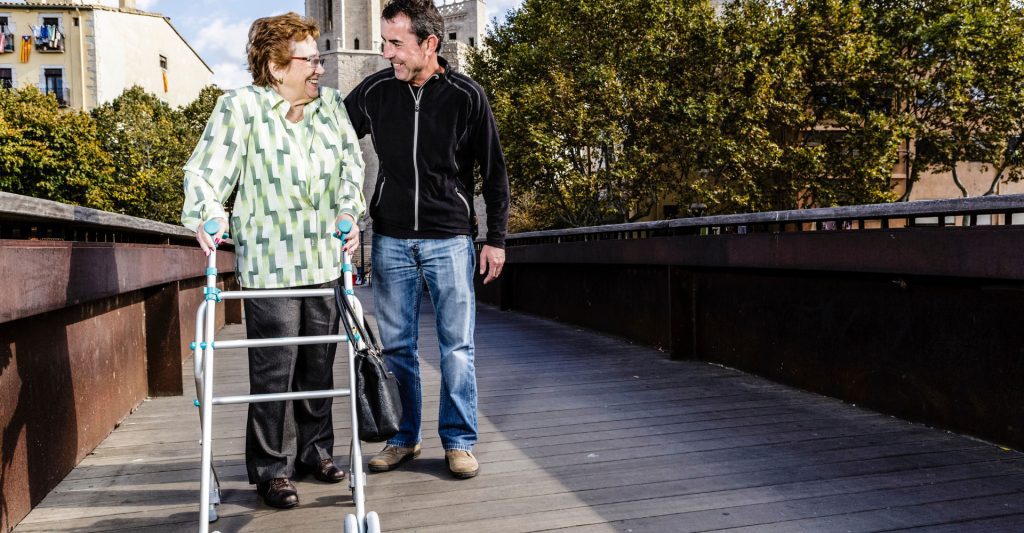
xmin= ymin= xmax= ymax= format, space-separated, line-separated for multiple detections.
xmin=344 ymin=57 xmax=510 ymax=248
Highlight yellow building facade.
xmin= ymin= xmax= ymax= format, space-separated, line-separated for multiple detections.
xmin=0 ymin=0 xmax=212 ymax=111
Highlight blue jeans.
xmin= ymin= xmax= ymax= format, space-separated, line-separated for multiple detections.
xmin=371 ymin=234 xmax=478 ymax=451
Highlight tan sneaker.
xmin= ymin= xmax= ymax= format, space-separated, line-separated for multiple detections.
xmin=445 ymin=449 xmax=479 ymax=479
xmin=368 ymin=444 xmax=421 ymax=472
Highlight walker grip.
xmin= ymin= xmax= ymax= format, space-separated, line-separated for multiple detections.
xmin=333 ymin=219 xmax=353 ymax=240
xmin=203 ymin=219 xmax=229 ymax=240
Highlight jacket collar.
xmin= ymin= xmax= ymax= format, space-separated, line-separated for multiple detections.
xmin=254 ymin=84 xmax=324 ymax=117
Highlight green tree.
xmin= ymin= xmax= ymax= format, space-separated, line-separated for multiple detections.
xmin=471 ymin=0 xmax=719 ymax=228
xmin=644 ymin=0 xmax=898 ymax=212
xmin=472 ymin=0 xmax=904 ymax=228
xmin=0 ymin=86 xmax=114 ymax=209
xmin=180 ymin=85 xmax=224 ymax=140
xmin=92 ymin=86 xmax=193 ymax=223
xmin=862 ymin=0 xmax=1024 ymax=198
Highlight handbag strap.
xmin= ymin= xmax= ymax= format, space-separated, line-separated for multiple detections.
xmin=333 ymin=285 xmax=380 ymax=351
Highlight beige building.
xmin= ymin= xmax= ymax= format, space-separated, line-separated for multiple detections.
xmin=0 ymin=0 xmax=212 ymax=111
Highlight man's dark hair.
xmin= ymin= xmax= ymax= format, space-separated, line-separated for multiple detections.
xmin=382 ymin=0 xmax=445 ymax=52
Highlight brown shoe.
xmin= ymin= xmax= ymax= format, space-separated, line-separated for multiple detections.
xmin=445 ymin=449 xmax=479 ymax=479
xmin=256 ymin=478 xmax=299 ymax=509
xmin=368 ymin=444 xmax=421 ymax=472
xmin=308 ymin=458 xmax=346 ymax=483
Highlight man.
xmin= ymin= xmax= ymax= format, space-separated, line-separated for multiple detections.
xmin=344 ymin=0 xmax=509 ymax=479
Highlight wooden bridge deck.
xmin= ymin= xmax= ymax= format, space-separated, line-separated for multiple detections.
xmin=14 ymin=288 xmax=1024 ymax=532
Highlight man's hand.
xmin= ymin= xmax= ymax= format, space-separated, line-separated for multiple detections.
xmin=335 ymin=213 xmax=360 ymax=253
xmin=196 ymin=217 xmax=228 ymax=256
xmin=479 ymin=244 xmax=505 ymax=284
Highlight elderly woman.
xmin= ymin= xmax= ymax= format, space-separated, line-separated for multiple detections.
xmin=181 ymin=13 xmax=364 ymax=509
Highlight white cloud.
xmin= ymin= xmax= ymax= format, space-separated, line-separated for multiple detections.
xmin=192 ymin=17 xmax=252 ymax=58
xmin=486 ymin=0 xmax=523 ymax=26
xmin=211 ymin=61 xmax=252 ymax=90
xmin=191 ymin=17 xmax=253 ymax=89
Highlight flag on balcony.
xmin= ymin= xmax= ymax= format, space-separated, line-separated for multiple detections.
xmin=20 ymin=35 xmax=30 ymax=63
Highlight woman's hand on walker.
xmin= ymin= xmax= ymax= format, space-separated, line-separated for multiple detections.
xmin=197 ymin=217 xmax=228 ymax=256
xmin=335 ymin=213 xmax=359 ymax=253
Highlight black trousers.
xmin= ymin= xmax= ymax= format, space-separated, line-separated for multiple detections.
xmin=243 ymin=279 xmax=340 ymax=484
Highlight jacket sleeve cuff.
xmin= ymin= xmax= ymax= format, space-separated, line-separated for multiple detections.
xmin=203 ymin=204 xmax=229 ymax=227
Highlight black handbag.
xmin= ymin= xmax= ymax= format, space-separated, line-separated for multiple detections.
xmin=334 ymin=287 xmax=403 ymax=443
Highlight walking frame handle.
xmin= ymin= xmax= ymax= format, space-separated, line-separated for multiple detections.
xmin=334 ymin=219 xmax=353 ymax=243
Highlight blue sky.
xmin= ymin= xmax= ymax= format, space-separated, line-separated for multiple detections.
xmin=133 ymin=0 xmax=523 ymax=88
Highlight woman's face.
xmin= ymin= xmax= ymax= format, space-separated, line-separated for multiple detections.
xmin=271 ymin=35 xmax=324 ymax=105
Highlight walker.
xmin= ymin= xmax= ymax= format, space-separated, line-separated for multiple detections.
xmin=191 ymin=219 xmax=380 ymax=533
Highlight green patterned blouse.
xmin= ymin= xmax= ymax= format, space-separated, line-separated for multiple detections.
xmin=181 ymin=85 xmax=365 ymax=289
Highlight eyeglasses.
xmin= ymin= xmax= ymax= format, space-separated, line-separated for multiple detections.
xmin=290 ymin=55 xmax=325 ymax=68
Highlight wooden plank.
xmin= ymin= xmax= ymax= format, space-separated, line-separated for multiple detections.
xmin=710 ymin=493 xmax=1024 ymax=532
xmin=15 ymin=292 xmax=1024 ymax=532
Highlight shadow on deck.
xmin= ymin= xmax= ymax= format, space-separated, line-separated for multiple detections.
xmin=14 ymin=289 xmax=1024 ymax=532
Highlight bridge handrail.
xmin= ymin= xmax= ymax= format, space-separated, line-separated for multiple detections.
xmin=0 ymin=191 xmax=199 ymax=244
xmin=505 ymin=194 xmax=1024 ymax=245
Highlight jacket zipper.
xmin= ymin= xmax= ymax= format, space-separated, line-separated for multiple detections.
xmin=410 ymin=84 xmax=423 ymax=231
xmin=409 ymin=74 xmax=439 ymax=232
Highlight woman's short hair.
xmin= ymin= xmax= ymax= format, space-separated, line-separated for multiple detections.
xmin=247 ymin=12 xmax=320 ymax=87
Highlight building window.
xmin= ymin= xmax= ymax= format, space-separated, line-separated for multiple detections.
xmin=0 ymin=67 xmax=12 ymax=89
xmin=354 ymin=38 xmax=359 ymax=50
xmin=325 ymin=39 xmax=331 ymax=51
xmin=0 ymin=16 xmax=14 ymax=54
xmin=43 ymin=67 xmax=67 ymax=107
xmin=469 ymin=37 xmax=475 ymax=47
xmin=159 ymin=55 xmax=168 ymax=93
xmin=73 ymin=17 xmax=79 ymax=27
xmin=323 ymin=0 xmax=333 ymax=31
xmin=36 ymin=15 xmax=65 ymax=53
xmin=448 ymin=32 xmax=457 ymax=41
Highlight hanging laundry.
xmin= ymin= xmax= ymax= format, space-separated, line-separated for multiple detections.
xmin=162 ymin=70 xmax=168 ymax=93
xmin=0 ymin=33 xmax=6 ymax=53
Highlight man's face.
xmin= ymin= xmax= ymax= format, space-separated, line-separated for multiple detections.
xmin=381 ymin=13 xmax=434 ymax=85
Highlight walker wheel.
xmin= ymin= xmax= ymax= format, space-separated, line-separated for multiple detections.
xmin=366 ymin=511 xmax=381 ymax=533
xmin=344 ymin=513 xmax=358 ymax=533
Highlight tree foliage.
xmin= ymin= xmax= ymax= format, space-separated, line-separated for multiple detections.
xmin=0 ymin=84 xmax=223 ymax=223
xmin=862 ymin=0 xmax=1024 ymax=197
xmin=471 ymin=0 xmax=1024 ymax=229
xmin=0 ymin=87 xmax=113 ymax=210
